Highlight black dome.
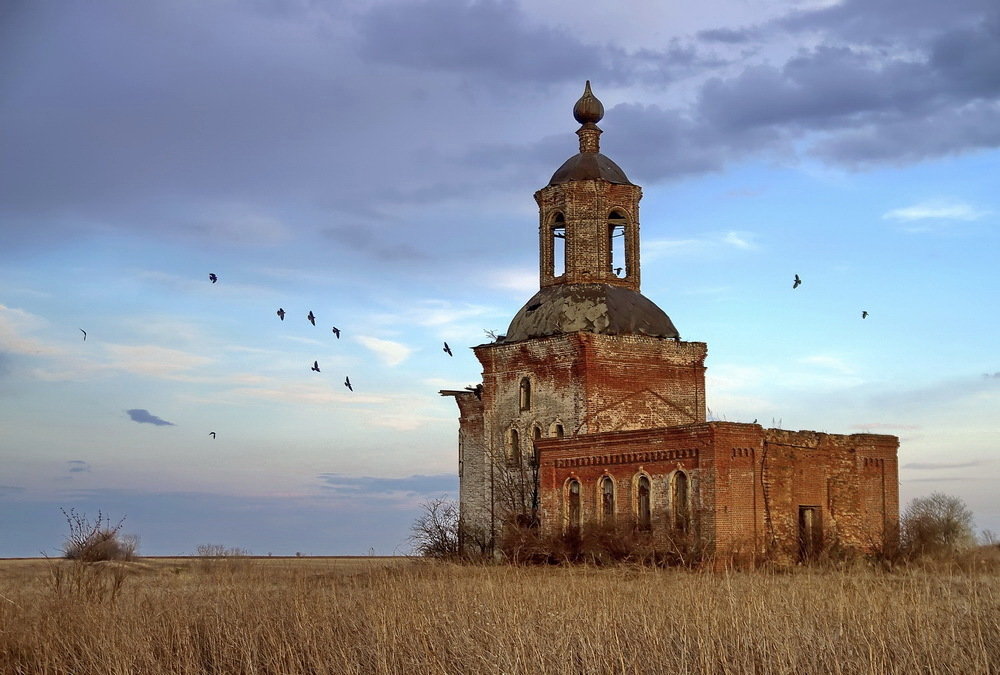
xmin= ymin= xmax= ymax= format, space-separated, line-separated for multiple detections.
xmin=548 ymin=152 xmax=633 ymax=186
xmin=504 ymin=284 xmax=678 ymax=342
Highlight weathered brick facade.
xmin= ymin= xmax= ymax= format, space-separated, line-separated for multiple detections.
xmin=442 ymin=84 xmax=899 ymax=563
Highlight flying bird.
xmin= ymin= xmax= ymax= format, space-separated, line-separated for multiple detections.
xmin=862 ymin=311 xmax=869 ymax=319
xmin=307 ymin=311 xmax=316 ymax=326
xmin=344 ymin=376 xmax=353 ymax=392
xmin=209 ymin=273 xmax=218 ymax=283
xmin=614 ymin=267 xmax=623 ymax=275
xmin=311 ymin=361 xmax=321 ymax=372
xmin=79 ymin=329 xmax=86 ymax=341
xmin=277 ymin=308 xmax=286 ymax=321
xmin=209 ymin=432 xmax=216 ymax=439
xmin=792 ymin=274 xmax=801 ymax=289
xmin=443 ymin=342 xmax=453 ymax=356
xmin=331 ymin=326 xmax=341 ymax=339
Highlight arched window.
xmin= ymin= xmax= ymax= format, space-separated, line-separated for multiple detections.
xmin=550 ymin=421 xmax=565 ymax=438
xmin=507 ymin=428 xmax=521 ymax=466
xmin=552 ymin=213 xmax=566 ymax=277
xmin=600 ymin=476 xmax=615 ymax=523
xmin=530 ymin=426 xmax=542 ymax=465
xmin=607 ymin=210 xmax=627 ymax=277
xmin=567 ymin=479 xmax=581 ymax=533
xmin=637 ymin=475 xmax=651 ymax=530
xmin=519 ymin=377 xmax=531 ymax=411
xmin=672 ymin=471 xmax=689 ymax=532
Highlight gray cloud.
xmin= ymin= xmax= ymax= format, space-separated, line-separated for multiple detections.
xmin=66 ymin=460 xmax=91 ymax=474
xmin=125 ymin=409 xmax=175 ymax=426
xmin=903 ymin=460 xmax=988 ymax=470
xmin=317 ymin=473 xmax=457 ymax=498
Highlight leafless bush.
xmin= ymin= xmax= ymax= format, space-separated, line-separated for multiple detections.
xmin=409 ymin=497 xmax=460 ymax=559
xmin=900 ymin=492 xmax=976 ymax=559
xmin=499 ymin=520 xmax=712 ymax=568
xmin=60 ymin=508 xmax=137 ymax=562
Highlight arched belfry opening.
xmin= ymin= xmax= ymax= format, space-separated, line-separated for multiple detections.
xmin=535 ymin=81 xmax=643 ymax=293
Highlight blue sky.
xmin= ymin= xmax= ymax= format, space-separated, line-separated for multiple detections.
xmin=1 ymin=0 xmax=998 ymax=556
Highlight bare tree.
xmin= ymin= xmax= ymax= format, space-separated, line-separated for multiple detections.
xmin=901 ymin=492 xmax=976 ymax=558
xmin=410 ymin=497 xmax=460 ymax=558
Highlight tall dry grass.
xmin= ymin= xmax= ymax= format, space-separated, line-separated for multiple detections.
xmin=1 ymin=556 xmax=998 ymax=674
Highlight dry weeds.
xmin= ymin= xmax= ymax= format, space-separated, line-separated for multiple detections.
xmin=1 ymin=556 xmax=997 ymax=674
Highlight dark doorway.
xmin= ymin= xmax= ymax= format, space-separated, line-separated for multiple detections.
xmin=798 ymin=506 xmax=822 ymax=561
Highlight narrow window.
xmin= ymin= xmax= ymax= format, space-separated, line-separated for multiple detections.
xmin=553 ymin=423 xmax=564 ymax=438
xmin=519 ymin=377 xmax=531 ymax=411
xmin=531 ymin=426 xmax=542 ymax=465
xmin=608 ymin=210 xmax=627 ymax=277
xmin=552 ymin=213 xmax=566 ymax=277
xmin=568 ymin=479 xmax=581 ymax=533
xmin=508 ymin=429 xmax=521 ymax=466
xmin=637 ymin=475 xmax=651 ymax=530
xmin=601 ymin=476 xmax=615 ymax=522
xmin=672 ymin=471 xmax=689 ymax=532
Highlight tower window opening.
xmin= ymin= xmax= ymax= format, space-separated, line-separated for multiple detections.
xmin=519 ymin=377 xmax=531 ymax=411
xmin=552 ymin=213 xmax=566 ymax=277
xmin=608 ymin=211 xmax=627 ymax=277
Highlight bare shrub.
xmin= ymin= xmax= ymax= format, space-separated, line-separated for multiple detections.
xmin=409 ymin=497 xmax=460 ymax=559
xmin=901 ymin=492 xmax=976 ymax=559
xmin=60 ymin=508 xmax=136 ymax=562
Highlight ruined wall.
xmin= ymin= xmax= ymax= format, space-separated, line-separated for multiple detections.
xmin=536 ymin=425 xmax=710 ymax=539
xmin=448 ymin=391 xmax=488 ymax=550
xmin=471 ymin=332 xmax=706 ymax=537
xmin=536 ymin=422 xmax=900 ymax=563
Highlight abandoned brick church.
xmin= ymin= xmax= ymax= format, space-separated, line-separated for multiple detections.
xmin=441 ymin=83 xmax=899 ymax=563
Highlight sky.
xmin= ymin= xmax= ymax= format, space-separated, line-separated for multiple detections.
xmin=1 ymin=0 xmax=998 ymax=557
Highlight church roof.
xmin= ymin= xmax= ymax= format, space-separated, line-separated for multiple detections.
xmin=503 ymin=283 xmax=679 ymax=342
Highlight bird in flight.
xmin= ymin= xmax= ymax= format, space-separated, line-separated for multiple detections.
xmin=209 ymin=273 xmax=218 ymax=283
xmin=311 ymin=361 xmax=321 ymax=372
xmin=862 ymin=311 xmax=869 ymax=319
xmin=277 ymin=308 xmax=286 ymax=321
xmin=79 ymin=329 xmax=87 ymax=341
xmin=614 ymin=267 xmax=623 ymax=275
xmin=209 ymin=432 xmax=216 ymax=439
xmin=443 ymin=342 xmax=453 ymax=356
xmin=307 ymin=311 xmax=316 ymax=326
xmin=331 ymin=326 xmax=341 ymax=339
xmin=344 ymin=376 xmax=353 ymax=391
xmin=792 ymin=274 xmax=802 ymax=289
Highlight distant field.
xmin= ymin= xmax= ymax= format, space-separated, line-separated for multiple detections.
xmin=1 ymin=556 xmax=998 ymax=674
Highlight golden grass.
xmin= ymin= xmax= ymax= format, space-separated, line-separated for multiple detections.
xmin=1 ymin=556 xmax=998 ymax=674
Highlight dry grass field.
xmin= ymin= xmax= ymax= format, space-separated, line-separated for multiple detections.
xmin=1 ymin=555 xmax=998 ymax=674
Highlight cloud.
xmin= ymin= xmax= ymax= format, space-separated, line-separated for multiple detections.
xmin=355 ymin=336 xmax=413 ymax=367
xmin=125 ymin=409 xmax=176 ymax=426
xmin=645 ymin=230 xmax=761 ymax=260
xmin=317 ymin=473 xmax=457 ymax=499
xmin=487 ymin=268 xmax=538 ymax=294
xmin=105 ymin=344 xmax=213 ymax=380
xmin=882 ymin=200 xmax=988 ymax=222
xmin=0 ymin=485 xmax=25 ymax=497
xmin=66 ymin=460 xmax=91 ymax=474
xmin=903 ymin=460 xmax=988 ymax=470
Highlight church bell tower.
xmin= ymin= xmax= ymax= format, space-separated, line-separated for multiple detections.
xmin=444 ymin=83 xmax=707 ymax=552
